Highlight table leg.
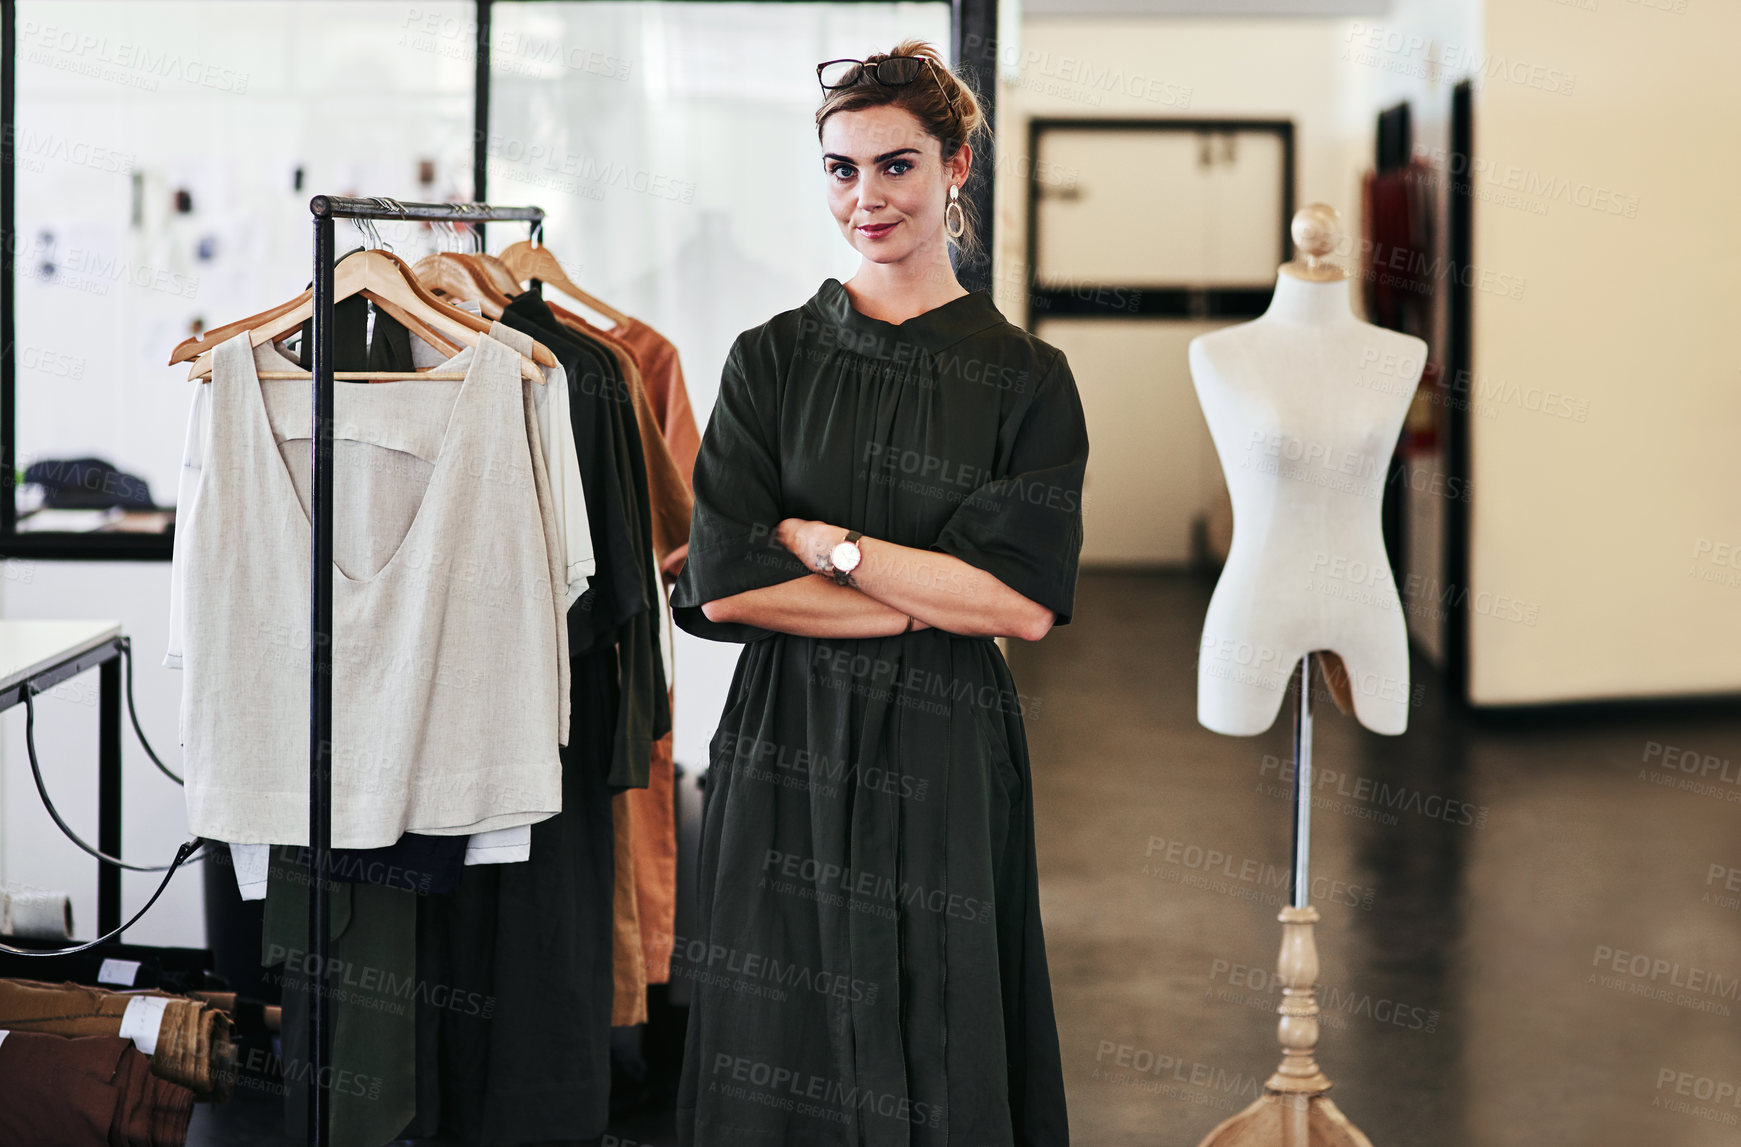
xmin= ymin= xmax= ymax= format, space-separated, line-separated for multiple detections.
xmin=98 ymin=653 xmax=122 ymax=936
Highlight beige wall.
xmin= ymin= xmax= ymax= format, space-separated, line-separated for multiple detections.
xmin=991 ymin=8 xmax=1479 ymax=578
xmin=994 ymin=17 xmax=1375 ymax=569
xmin=1469 ymin=0 xmax=1741 ymax=703
xmin=994 ymin=15 xmax=1377 ymax=309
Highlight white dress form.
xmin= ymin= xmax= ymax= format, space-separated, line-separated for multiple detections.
xmin=1190 ymin=204 xmax=1419 ymax=1147
xmin=1190 ymin=247 xmax=1425 ymax=736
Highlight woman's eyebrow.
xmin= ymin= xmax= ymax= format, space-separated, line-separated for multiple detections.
xmin=822 ymin=148 xmax=922 ymax=165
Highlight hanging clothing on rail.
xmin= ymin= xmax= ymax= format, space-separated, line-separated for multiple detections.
xmin=403 ymin=290 xmax=673 ymax=1139
xmin=544 ymin=303 xmax=698 ymax=1003
xmin=181 ymin=310 xmax=586 ymax=897
xmin=254 ymin=316 xmax=579 ymax=1147
xmin=263 ymin=860 xmax=419 ymax=1147
xmin=611 ymin=314 xmax=701 ymax=495
xmin=411 ymin=312 xmax=598 ymax=605
xmin=501 ymin=291 xmax=671 ymax=789
xmin=408 ymin=644 xmax=620 ymax=1145
xmin=556 ymin=309 xmax=694 ymax=579
xmin=589 ymin=312 xmax=698 ymax=986
xmin=173 ymin=330 xmax=565 ymax=849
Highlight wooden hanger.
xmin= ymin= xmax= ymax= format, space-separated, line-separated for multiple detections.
xmin=461 ymin=253 xmax=525 ymax=299
xmin=170 ymin=294 xmax=305 ymax=365
xmin=498 ymin=240 xmax=632 ymax=328
xmin=412 ymin=253 xmax=514 ymax=319
xmin=413 ymin=253 xmax=498 ymax=319
xmin=172 ymin=254 xmax=469 ymax=366
xmin=356 ymin=297 xmax=465 ymax=357
xmin=377 ymin=248 xmax=554 ymax=367
xmin=186 ymin=249 xmax=548 ymax=383
xmin=181 ymin=293 xmax=465 ymax=368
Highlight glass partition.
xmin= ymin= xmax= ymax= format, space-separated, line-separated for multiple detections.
xmin=7 ymin=0 xmax=475 ymax=553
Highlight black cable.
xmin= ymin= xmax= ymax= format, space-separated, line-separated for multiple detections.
xmin=22 ymin=685 xmax=203 ymax=872
xmin=1 ymin=647 xmax=208 ymax=956
xmin=0 ymin=838 xmax=205 ymax=957
xmin=120 ymin=638 xmax=183 ymax=785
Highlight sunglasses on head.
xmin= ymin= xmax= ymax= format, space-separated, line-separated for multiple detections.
xmin=816 ymin=55 xmax=956 ymax=107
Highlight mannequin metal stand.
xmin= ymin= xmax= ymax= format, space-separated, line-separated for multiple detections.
xmin=1196 ymin=653 xmax=1375 ymax=1147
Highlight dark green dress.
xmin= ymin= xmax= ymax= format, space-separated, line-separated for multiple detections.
xmin=670 ymin=278 xmax=1086 ymax=1145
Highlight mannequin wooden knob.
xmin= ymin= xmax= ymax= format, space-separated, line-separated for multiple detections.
xmin=1282 ymin=203 xmax=1348 ymax=282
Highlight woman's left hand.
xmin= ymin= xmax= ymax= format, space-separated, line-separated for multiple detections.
xmin=775 ymin=518 xmax=838 ymax=574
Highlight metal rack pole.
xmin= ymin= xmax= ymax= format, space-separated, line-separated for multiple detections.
xmin=306 ymin=202 xmax=335 ymax=1147
xmin=1290 ymin=652 xmax=1314 ymax=909
xmin=302 ymin=195 xmax=541 ymax=1147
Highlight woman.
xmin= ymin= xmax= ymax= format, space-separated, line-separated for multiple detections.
xmin=670 ymin=38 xmax=1087 ymax=1146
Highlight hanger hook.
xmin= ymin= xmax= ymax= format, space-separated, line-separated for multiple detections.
xmin=447 ymin=203 xmax=466 ymax=254
xmin=356 ymin=199 xmax=382 ymax=253
xmin=375 ymin=196 xmax=410 ymax=252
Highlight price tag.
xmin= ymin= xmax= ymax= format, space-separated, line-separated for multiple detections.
xmin=97 ymin=958 xmax=142 ymax=986
xmin=117 ymin=996 xmax=170 ymax=1056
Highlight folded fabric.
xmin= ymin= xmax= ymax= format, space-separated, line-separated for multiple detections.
xmin=0 ymin=978 xmax=234 ymax=1099
xmin=0 ymin=1028 xmax=195 ymax=1146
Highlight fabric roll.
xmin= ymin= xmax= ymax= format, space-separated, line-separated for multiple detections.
xmin=0 ymin=978 xmax=233 ymax=1098
xmin=0 ymin=1028 xmax=196 ymax=1147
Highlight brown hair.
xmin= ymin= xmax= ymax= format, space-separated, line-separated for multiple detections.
xmin=815 ymin=38 xmax=989 ymax=265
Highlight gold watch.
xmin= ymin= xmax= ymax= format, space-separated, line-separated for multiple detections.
xmin=824 ymin=530 xmax=864 ymax=586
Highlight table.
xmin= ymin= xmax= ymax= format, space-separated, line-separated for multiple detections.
xmin=0 ymin=620 xmax=127 ymax=935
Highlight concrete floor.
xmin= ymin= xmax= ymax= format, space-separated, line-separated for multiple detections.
xmin=193 ymin=570 xmax=1741 ymax=1145
xmin=1031 ymin=572 xmax=1741 ymax=1147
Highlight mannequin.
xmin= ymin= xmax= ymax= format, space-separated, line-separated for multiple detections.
xmin=1191 ymin=203 xmax=1424 ymax=737
xmin=1189 ymin=205 xmax=1424 ymax=1147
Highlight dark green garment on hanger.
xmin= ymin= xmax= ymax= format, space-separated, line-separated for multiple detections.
xmin=262 ymin=846 xmax=419 ymax=1147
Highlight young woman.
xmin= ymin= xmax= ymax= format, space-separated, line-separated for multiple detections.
xmin=670 ymin=39 xmax=1087 ymax=1146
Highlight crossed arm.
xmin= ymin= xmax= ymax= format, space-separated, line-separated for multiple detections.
xmin=698 ymin=518 xmax=1056 ymax=642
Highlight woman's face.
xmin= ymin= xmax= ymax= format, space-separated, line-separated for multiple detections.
xmin=821 ymin=104 xmax=967 ymax=266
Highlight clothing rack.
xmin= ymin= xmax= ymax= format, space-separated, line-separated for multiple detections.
xmin=303 ymin=195 xmax=544 ymax=1147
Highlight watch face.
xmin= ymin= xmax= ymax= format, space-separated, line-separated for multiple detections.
xmin=831 ymin=540 xmax=862 ymax=572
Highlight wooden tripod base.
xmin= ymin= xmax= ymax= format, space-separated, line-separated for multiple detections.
xmin=1195 ymin=1091 xmax=1373 ymax=1147
xmin=1193 ymin=906 xmax=1374 ymax=1147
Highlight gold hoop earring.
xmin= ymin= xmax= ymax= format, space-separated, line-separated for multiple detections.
xmin=944 ymin=185 xmax=965 ymax=240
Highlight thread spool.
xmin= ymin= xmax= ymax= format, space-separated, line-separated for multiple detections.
xmin=0 ymin=885 xmax=74 ymax=940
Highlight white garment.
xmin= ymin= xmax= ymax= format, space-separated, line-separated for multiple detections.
xmin=412 ymin=324 xmax=594 ymax=606
xmin=226 ymin=823 xmax=529 ymax=901
xmin=169 ymin=374 xmax=537 ymax=878
xmin=175 ymin=332 xmax=563 ymax=848
xmin=165 ymin=329 xmax=575 ymax=874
